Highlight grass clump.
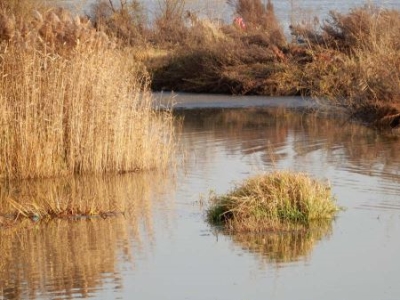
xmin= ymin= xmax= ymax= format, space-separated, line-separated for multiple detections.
xmin=207 ymin=171 xmax=338 ymax=233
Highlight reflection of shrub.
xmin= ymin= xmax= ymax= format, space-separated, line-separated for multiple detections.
xmin=207 ymin=171 xmax=338 ymax=232
xmin=232 ymin=220 xmax=332 ymax=263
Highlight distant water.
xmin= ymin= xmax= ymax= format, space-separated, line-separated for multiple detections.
xmin=64 ymin=0 xmax=400 ymax=26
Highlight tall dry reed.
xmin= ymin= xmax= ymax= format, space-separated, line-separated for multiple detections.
xmin=0 ymin=8 xmax=175 ymax=180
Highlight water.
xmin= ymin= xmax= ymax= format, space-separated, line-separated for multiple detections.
xmin=66 ymin=0 xmax=400 ymax=26
xmin=1 ymin=93 xmax=400 ymax=300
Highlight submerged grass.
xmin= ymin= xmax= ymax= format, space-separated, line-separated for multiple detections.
xmin=207 ymin=170 xmax=339 ymax=233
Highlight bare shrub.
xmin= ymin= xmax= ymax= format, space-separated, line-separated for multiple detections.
xmin=151 ymin=0 xmax=188 ymax=46
xmin=228 ymin=0 xmax=286 ymax=46
xmin=89 ymin=0 xmax=147 ymax=45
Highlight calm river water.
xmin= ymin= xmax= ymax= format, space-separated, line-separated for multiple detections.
xmin=1 ymin=93 xmax=400 ymax=300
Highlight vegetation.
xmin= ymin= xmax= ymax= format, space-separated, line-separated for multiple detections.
xmin=0 ymin=4 xmax=176 ymax=180
xmin=1 ymin=0 xmax=398 ymax=220
xmin=207 ymin=171 xmax=338 ymax=232
xmin=142 ymin=0 xmax=400 ymax=131
xmin=3 ymin=0 xmax=397 ymax=144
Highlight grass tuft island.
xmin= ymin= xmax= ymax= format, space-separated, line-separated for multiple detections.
xmin=207 ymin=171 xmax=339 ymax=232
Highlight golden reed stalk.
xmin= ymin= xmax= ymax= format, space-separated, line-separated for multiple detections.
xmin=0 ymin=8 xmax=176 ymax=180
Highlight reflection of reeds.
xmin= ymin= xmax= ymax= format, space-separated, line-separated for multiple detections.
xmin=0 ymin=172 xmax=173 ymax=299
xmin=0 ymin=172 xmax=172 ymax=223
xmin=231 ymin=220 xmax=332 ymax=264
xmin=1 ymin=219 xmax=133 ymax=299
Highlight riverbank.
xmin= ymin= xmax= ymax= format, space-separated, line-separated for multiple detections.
xmin=145 ymin=1 xmax=400 ymax=132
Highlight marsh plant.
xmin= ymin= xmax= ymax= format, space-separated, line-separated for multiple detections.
xmin=0 ymin=8 xmax=176 ymax=180
xmin=207 ymin=171 xmax=338 ymax=233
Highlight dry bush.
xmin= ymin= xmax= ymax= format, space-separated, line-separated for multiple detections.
xmin=89 ymin=0 xmax=147 ymax=46
xmin=228 ymin=0 xmax=286 ymax=46
xmin=322 ymin=6 xmax=400 ymax=52
xmin=151 ymin=0 xmax=189 ymax=46
xmin=149 ymin=0 xmax=289 ymax=93
xmin=286 ymin=6 xmax=400 ymax=128
xmin=150 ymin=19 xmax=290 ymax=94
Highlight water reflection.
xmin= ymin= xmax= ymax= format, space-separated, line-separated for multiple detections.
xmin=0 ymin=173 xmax=173 ymax=300
xmin=177 ymin=107 xmax=400 ymax=185
xmin=1 ymin=106 xmax=400 ymax=300
xmin=229 ymin=220 xmax=333 ymax=266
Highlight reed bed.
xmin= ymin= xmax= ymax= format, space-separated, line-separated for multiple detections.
xmin=207 ymin=170 xmax=338 ymax=233
xmin=0 ymin=8 xmax=176 ymax=180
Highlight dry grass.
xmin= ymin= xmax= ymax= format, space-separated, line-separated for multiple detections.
xmin=207 ymin=170 xmax=338 ymax=233
xmin=0 ymin=8 xmax=176 ymax=180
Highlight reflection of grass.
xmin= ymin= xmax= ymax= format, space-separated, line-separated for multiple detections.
xmin=1 ymin=218 xmax=135 ymax=299
xmin=0 ymin=172 xmax=171 ymax=224
xmin=231 ymin=220 xmax=332 ymax=264
xmin=0 ymin=172 xmax=172 ymax=299
xmin=207 ymin=170 xmax=338 ymax=232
